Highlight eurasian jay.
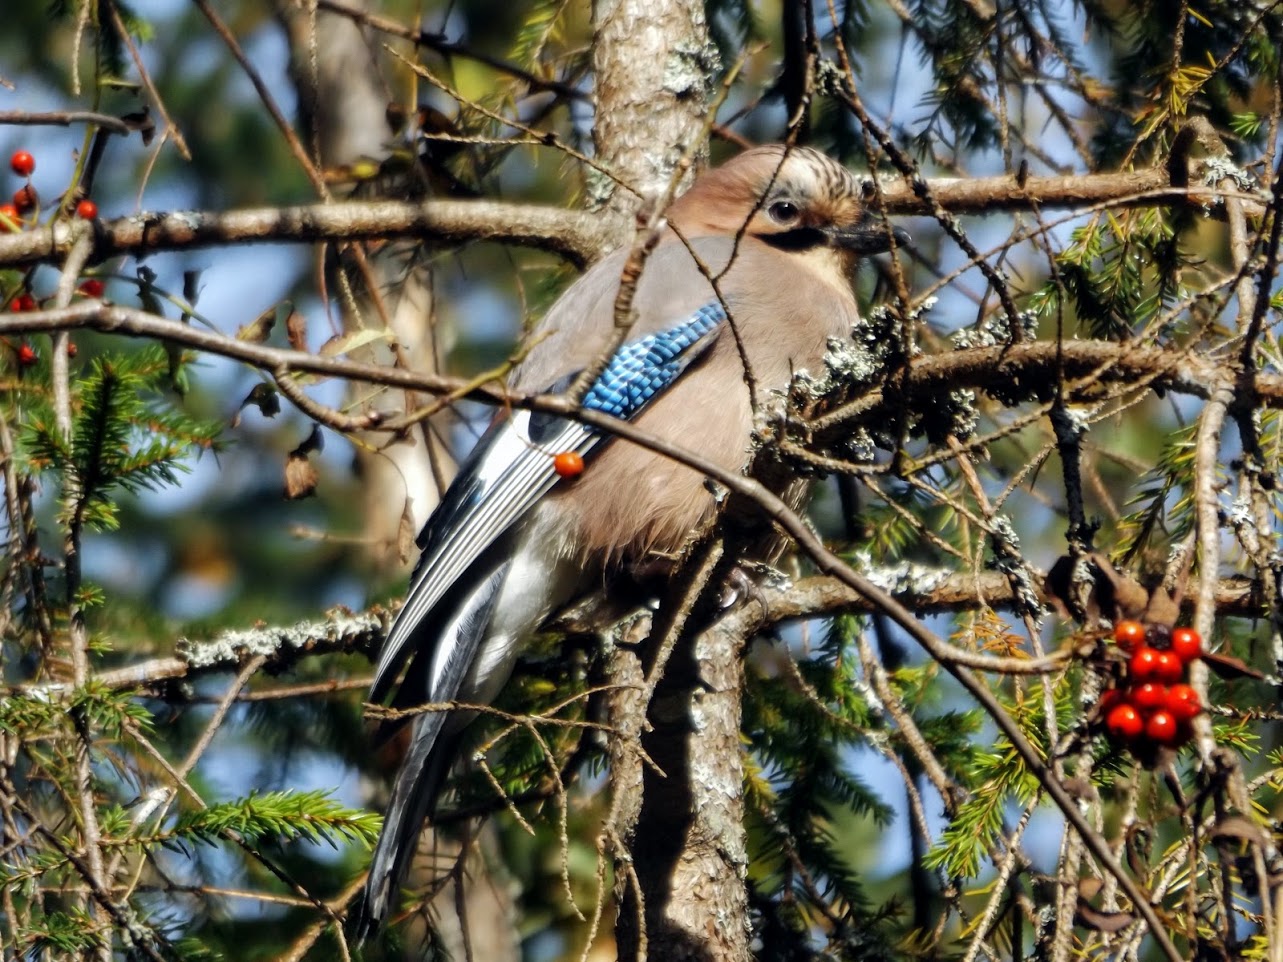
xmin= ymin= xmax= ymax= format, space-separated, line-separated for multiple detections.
xmin=354 ymin=144 xmax=903 ymax=937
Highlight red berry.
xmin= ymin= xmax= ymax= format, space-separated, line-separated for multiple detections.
xmin=78 ymin=279 xmax=105 ymax=298
xmin=18 ymin=294 xmax=35 ymax=311
xmin=12 ymin=184 xmax=37 ymax=213
xmin=0 ymin=203 xmax=20 ymax=230
xmin=1113 ymin=620 xmax=1146 ymax=651
xmin=1131 ymin=682 xmax=1167 ymax=711
xmin=1105 ymin=702 xmax=1144 ymax=740
xmin=66 ymin=341 xmax=78 ymax=358
xmin=1165 ymin=683 xmax=1202 ymax=721
xmin=1170 ymin=627 xmax=1202 ymax=663
xmin=1144 ymin=710 xmax=1181 ymax=746
xmin=16 ymin=343 xmax=37 ymax=366
xmin=10 ymin=150 xmax=34 ymax=177
xmin=75 ymin=198 xmax=98 ymax=220
xmin=553 ymin=451 xmax=584 ymax=478
xmin=1129 ymin=646 xmax=1162 ymax=682
xmin=1153 ymin=650 xmax=1184 ymax=684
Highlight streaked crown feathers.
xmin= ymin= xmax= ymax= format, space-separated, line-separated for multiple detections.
xmin=667 ymin=145 xmax=869 ymax=240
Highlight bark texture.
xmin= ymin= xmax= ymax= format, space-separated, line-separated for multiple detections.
xmin=591 ymin=0 xmax=717 ymax=214
xmin=588 ymin=0 xmax=751 ymax=958
xmin=617 ymin=610 xmax=751 ymax=962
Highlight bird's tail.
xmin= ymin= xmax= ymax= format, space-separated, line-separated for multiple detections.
xmin=350 ymin=710 xmax=459 ymax=942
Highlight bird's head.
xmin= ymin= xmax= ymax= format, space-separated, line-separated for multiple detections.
xmin=667 ymin=145 xmax=905 ymax=265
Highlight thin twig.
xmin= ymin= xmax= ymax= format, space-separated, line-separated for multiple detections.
xmin=0 ymin=110 xmax=132 ymax=134
xmin=105 ymin=3 xmax=189 ymax=160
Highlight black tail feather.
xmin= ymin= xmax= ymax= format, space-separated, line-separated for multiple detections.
xmin=350 ymin=713 xmax=460 ymax=943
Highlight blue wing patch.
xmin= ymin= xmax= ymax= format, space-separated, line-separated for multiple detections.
xmin=582 ymin=303 xmax=726 ymax=419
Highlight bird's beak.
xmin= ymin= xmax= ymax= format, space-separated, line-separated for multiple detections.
xmin=827 ymin=220 xmax=910 ymax=254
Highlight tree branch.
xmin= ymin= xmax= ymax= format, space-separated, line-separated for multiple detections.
xmin=11 ymin=571 xmax=1268 ymax=698
xmin=0 ymin=198 xmax=619 ymax=270
xmin=0 ymin=110 xmax=134 ymax=134
xmin=6 ymin=304 xmax=1283 ymax=425
xmin=0 ymin=167 xmax=1257 ymax=271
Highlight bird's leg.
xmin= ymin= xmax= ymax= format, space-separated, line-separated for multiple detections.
xmin=718 ymin=559 xmax=789 ymax=611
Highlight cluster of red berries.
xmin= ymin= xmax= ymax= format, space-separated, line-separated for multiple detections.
xmin=5 ymin=148 xmax=104 ymax=367
xmin=6 ymin=278 xmax=102 ymax=314
xmin=3 ymin=149 xmax=99 ymax=232
xmin=1101 ymin=620 xmax=1204 ymax=749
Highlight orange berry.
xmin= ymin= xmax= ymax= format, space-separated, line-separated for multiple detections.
xmin=1131 ymin=682 xmax=1167 ymax=711
xmin=1098 ymin=688 xmax=1124 ymax=713
xmin=1153 ymin=650 xmax=1183 ymax=684
xmin=1165 ymin=684 xmax=1201 ymax=721
xmin=1113 ymin=619 xmax=1146 ymax=651
xmin=1129 ymin=646 xmax=1162 ymax=682
xmin=552 ymin=451 xmax=584 ymax=478
xmin=1144 ymin=710 xmax=1181 ymax=746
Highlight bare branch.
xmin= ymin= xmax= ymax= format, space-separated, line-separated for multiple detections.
xmin=0 ymin=169 xmax=1256 ymax=272
xmin=0 ymin=110 xmax=133 ymax=134
xmin=6 ymin=304 xmax=1283 ymax=427
xmin=0 ymin=199 xmax=620 ymax=270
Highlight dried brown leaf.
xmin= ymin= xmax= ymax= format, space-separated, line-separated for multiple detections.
xmin=1142 ymin=584 xmax=1180 ymax=627
xmin=397 ymin=501 xmax=416 ymax=566
xmin=284 ymin=453 xmax=318 ymax=500
xmin=285 ymin=309 xmax=308 ymax=352
xmin=1044 ymin=553 xmax=1148 ymax=624
xmin=284 ymin=426 xmax=325 ymax=499
xmin=1204 ymin=651 xmax=1265 ymax=681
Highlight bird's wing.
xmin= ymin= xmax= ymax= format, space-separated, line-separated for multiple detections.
xmin=368 ymin=301 xmax=727 ymax=704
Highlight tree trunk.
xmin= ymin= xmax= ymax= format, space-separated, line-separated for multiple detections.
xmin=591 ymin=0 xmax=717 ymax=211
xmin=616 ymin=608 xmax=751 ymax=962
xmin=588 ymin=1 xmax=748 ymax=958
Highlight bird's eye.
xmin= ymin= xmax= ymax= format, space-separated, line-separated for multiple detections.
xmin=767 ymin=200 xmax=800 ymax=224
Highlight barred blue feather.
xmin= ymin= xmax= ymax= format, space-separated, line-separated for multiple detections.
xmin=582 ymin=303 xmax=726 ymax=419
